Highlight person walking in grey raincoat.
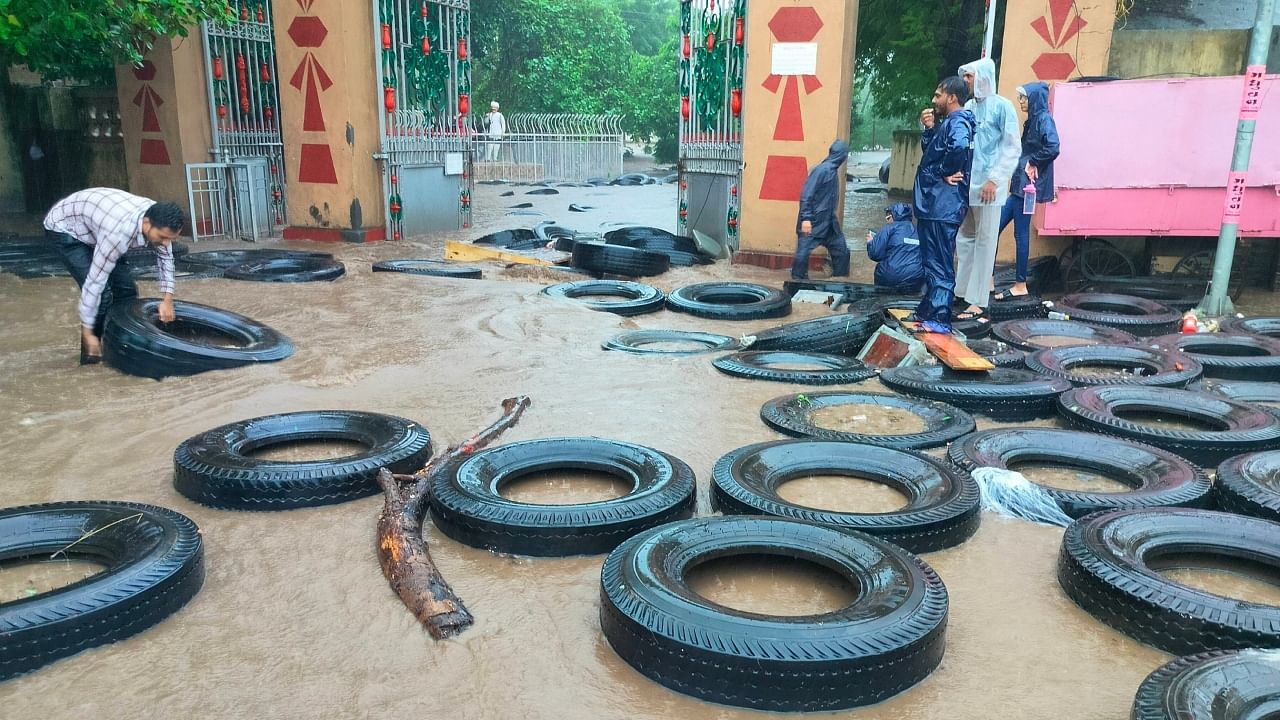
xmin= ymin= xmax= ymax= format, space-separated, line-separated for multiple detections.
xmin=954 ymin=58 xmax=1020 ymax=321
xmin=791 ymin=140 xmax=851 ymax=280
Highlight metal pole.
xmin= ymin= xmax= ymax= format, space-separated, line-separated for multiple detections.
xmin=982 ymin=0 xmax=998 ymax=58
xmin=1198 ymin=0 xmax=1275 ymax=317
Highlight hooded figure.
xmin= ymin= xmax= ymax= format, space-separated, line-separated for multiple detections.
xmin=791 ymin=140 xmax=851 ymax=279
xmin=952 ymin=58 xmax=1020 ymax=318
xmin=996 ymin=81 xmax=1061 ymax=298
xmin=867 ymin=203 xmax=923 ymax=292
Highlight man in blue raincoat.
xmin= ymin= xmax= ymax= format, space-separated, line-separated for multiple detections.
xmin=867 ymin=203 xmax=923 ymax=293
xmin=791 ymin=140 xmax=851 ymax=280
xmin=911 ymin=77 xmax=975 ymax=334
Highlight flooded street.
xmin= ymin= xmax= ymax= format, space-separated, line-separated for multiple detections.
xmin=0 ymin=180 xmax=1273 ymax=718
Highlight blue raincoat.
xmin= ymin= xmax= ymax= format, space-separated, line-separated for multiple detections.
xmin=913 ymin=111 xmax=976 ymax=223
xmin=1011 ymin=82 xmax=1060 ymax=201
xmin=867 ymin=203 xmax=923 ymax=291
xmin=792 ymin=140 xmax=851 ymax=279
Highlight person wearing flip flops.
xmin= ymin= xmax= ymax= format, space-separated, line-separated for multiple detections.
xmin=910 ymin=77 xmax=976 ymax=335
xmin=954 ymin=59 xmax=1020 ymax=322
xmin=994 ymin=82 xmax=1060 ymax=302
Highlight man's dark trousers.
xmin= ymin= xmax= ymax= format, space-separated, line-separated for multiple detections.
xmin=791 ymin=231 xmax=850 ymax=280
xmin=50 ymin=230 xmax=137 ymax=337
xmin=914 ymin=220 xmax=959 ymax=326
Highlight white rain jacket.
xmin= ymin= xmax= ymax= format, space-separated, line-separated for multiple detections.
xmin=958 ymin=58 xmax=1021 ymax=207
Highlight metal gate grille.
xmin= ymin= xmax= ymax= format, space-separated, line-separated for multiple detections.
xmin=678 ymin=0 xmax=747 ymax=241
xmin=375 ymin=0 xmax=473 ymax=239
xmin=478 ymin=113 xmax=623 ymax=183
xmin=201 ymin=0 xmax=288 ymax=233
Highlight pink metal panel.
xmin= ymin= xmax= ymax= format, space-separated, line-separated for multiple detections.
xmin=1041 ymin=76 xmax=1280 ymax=237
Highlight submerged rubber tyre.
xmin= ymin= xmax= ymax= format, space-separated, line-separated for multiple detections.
xmin=667 ymin=282 xmax=792 ymax=320
xmin=372 ymin=260 xmax=482 ymax=279
xmin=174 ymin=411 xmax=432 ymax=510
xmin=761 ymin=392 xmax=976 ymax=450
xmin=1055 ymin=293 xmax=1182 ymax=337
xmin=130 ymin=259 xmax=223 ymax=281
xmin=1084 ymin=281 xmax=1202 ymax=312
xmin=0 ymin=502 xmax=204 ymax=681
xmin=183 ymin=249 xmax=332 ymax=268
xmin=1203 ymin=379 xmax=1280 ymax=409
xmin=102 ymin=298 xmax=294 ymax=379
xmin=748 ymin=313 xmax=880 ymax=355
xmin=1058 ymin=508 xmax=1280 ymax=654
xmin=1132 ymin=650 xmax=1280 ymax=720
xmin=1216 ymin=450 xmax=1280 ymax=522
xmin=712 ymin=352 xmax=877 ymax=385
xmin=1220 ymin=316 xmax=1280 ymax=340
xmin=783 ymin=280 xmax=901 ymax=302
xmin=1149 ymin=333 xmax=1280 ymax=382
xmin=713 ymin=441 xmax=980 ymax=552
xmin=541 ymin=280 xmax=665 ymax=316
xmin=986 ymin=294 xmax=1046 ymax=322
xmin=430 ymin=438 xmax=696 ymax=556
xmin=224 ymin=256 xmax=345 ymax=282
xmin=602 ymin=227 xmax=695 ymax=254
xmin=1026 ymin=344 xmax=1203 ymax=388
xmin=993 ymin=318 xmax=1138 ymax=352
xmin=599 ymin=516 xmax=948 ymax=712
xmin=127 ymin=240 xmax=189 ymax=261
xmin=571 ymin=242 xmax=670 ymax=277
xmin=949 ymin=428 xmax=1212 ymax=518
xmin=880 ymin=365 xmax=1072 ymax=422
xmin=603 ymin=330 xmax=739 ymax=356
xmin=1057 ymin=386 xmax=1280 ymax=466
xmin=966 ymin=339 xmax=1026 ymax=368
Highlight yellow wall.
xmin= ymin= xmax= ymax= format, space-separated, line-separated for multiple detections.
xmin=739 ymin=0 xmax=859 ymax=256
xmin=1109 ymin=29 xmax=1248 ymax=79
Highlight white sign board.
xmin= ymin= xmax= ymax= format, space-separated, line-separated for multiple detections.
xmin=771 ymin=43 xmax=818 ymax=76
xmin=444 ymin=153 xmax=465 ymax=176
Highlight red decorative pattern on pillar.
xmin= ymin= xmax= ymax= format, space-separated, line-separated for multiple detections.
xmin=131 ymin=61 xmax=171 ymax=166
xmin=1030 ymin=0 xmax=1086 ymax=80
xmin=760 ymin=8 xmax=823 ymax=142
xmin=287 ymin=6 xmax=337 ymax=184
xmin=758 ymin=156 xmax=810 ymax=201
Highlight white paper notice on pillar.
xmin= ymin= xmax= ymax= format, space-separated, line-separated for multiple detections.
xmin=445 ymin=153 xmax=465 ymax=176
xmin=771 ymin=43 xmax=818 ymax=76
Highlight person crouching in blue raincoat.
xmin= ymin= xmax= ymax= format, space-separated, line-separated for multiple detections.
xmin=911 ymin=77 xmax=976 ymax=334
xmin=867 ymin=203 xmax=923 ymax=293
xmin=791 ymin=140 xmax=851 ymax=280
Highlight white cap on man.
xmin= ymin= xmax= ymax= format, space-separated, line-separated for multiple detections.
xmin=490 ymin=101 xmax=500 ymax=110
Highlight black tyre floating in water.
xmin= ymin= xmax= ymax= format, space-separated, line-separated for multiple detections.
xmin=666 ymin=282 xmax=792 ymax=320
xmin=571 ymin=242 xmax=670 ymax=277
xmin=1053 ymin=293 xmax=1182 ymax=337
xmin=1148 ymin=333 xmax=1280 ymax=382
xmin=174 ymin=411 xmax=432 ymax=510
xmin=1220 ymin=316 xmax=1280 ymax=340
xmin=1025 ymin=344 xmax=1203 ymax=388
xmin=130 ymin=259 xmax=223 ymax=281
xmin=948 ymin=428 xmax=1212 ymax=518
xmin=1203 ymin=379 xmax=1280 ymax=410
xmin=372 ymin=260 xmax=482 ymax=279
xmin=127 ymin=239 xmax=190 ymax=260
xmin=429 ymin=438 xmax=696 ymax=556
xmin=761 ymin=392 xmax=976 ymax=450
xmin=966 ymin=339 xmax=1026 ymax=368
xmin=183 ymin=248 xmax=332 ymax=268
xmin=1084 ymin=281 xmax=1202 ymax=312
xmin=748 ymin=313 xmax=881 ymax=356
xmin=712 ymin=440 xmax=980 ymax=552
xmin=223 ymin=256 xmax=346 ymax=282
xmin=992 ymin=318 xmax=1139 ymax=352
xmin=541 ymin=280 xmax=665 ymax=316
xmin=472 ymin=229 xmax=545 ymax=250
xmin=1056 ymin=386 xmax=1280 ymax=467
xmin=1132 ymin=650 xmax=1280 ymax=720
xmin=713 ymin=352 xmax=877 ymax=385
xmin=1216 ymin=450 xmax=1280 ymax=522
xmin=603 ymin=330 xmax=739 ymax=356
xmin=102 ymin=298 xmax=294 ymax=379
xmin=0 ymin=501 xmax=205 ymax=681
xmin=599 ymin=516 xmax=949 ymax=712
xmin=1058 ymin=508 xmax=1280 ymax=655
xmin=879 ymin=365 xmax=1072 ymax=422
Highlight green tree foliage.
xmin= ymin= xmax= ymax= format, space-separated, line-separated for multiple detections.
xmin=0 ymin=0 xmax=231 ymax=82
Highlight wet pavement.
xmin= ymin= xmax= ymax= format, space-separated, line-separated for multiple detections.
xmin=0 ymin=181 xmax=1276 ymax=718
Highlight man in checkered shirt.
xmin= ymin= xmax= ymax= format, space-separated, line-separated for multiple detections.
xmin=44 ymin=188 xmax=186 ymax=364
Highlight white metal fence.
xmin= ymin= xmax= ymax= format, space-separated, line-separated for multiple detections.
xmin=475 ymin=113 xmax=624 ymax=182
xmin=186 ymin=162 xmax=272 ymax=243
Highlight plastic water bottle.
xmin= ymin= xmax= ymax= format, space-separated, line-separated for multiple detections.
xmin=1181 ymin=311 xmax=1198 ymax=334
xmin=1047 ymin=311 xmax=1070 ymax=321
xmin=1023 ymin=183 xmax=1037 ymax=215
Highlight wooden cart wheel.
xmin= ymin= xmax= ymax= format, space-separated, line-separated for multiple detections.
xmin=1060 ymin=239 xmax=1136 ymax=294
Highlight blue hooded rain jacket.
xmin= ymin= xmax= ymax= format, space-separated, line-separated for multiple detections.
xmin=796 ymin=140 xmax=850 ymax=238
xmin=1011 ymin=82 xmax=1060 ymax=202
xmin=867 ymin=203 xmax=923 ymax=290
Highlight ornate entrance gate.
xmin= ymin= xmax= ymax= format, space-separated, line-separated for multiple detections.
xmin=678 ymin=0 xmax=747 ymax=246
xmin=374 ymin=0 xmax=474 ymax=239
xmin=196 ymin=0 xmax=288 ymax=240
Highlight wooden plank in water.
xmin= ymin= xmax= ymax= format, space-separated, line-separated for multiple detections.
xmin=444 ymin=241 xmax=569 ymax=267
xmin=887 ymin=309 xmax=995 ymax=371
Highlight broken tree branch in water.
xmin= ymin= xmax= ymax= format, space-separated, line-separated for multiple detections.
xmin=376 ymin=396 xmax=532 ymax=640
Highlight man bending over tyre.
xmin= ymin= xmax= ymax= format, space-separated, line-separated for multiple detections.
xmin=44 ymin=188 xmax=185 ymax=364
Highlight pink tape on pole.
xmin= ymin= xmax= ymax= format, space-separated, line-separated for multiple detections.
xmin=1241 ymin=65 xmax=1265 ymax=120
xmin=1223 ymin=171 xmax=1249 ymax=222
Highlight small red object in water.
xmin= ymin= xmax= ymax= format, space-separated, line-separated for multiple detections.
xmin=1181 ymin=312 xmax=1198 ymax=334
xmin=382 ymin=24 xmax=392 ymax=50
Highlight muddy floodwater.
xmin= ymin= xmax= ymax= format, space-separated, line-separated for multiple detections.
xmin=1 ymin=181 xmax=1278 ymax=719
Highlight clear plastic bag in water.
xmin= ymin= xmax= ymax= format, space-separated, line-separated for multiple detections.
xmin=971 ymin=467 xmax=1073 ymax=528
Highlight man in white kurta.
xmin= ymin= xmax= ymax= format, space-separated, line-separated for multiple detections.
xmin=954 ymin=58 xmax=1020 ymax=319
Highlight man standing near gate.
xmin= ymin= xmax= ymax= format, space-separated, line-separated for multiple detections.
xmin=954 ymin=58 xmax=1020 ymax=321
xmin=484 ymin=101 xmax=507 ymax=162
xmin=911 ymin=77 xmax=975 ymax=334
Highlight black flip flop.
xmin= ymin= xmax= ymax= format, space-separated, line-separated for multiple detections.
xmin=993 ymin=289 xmax=1030 ymax=302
